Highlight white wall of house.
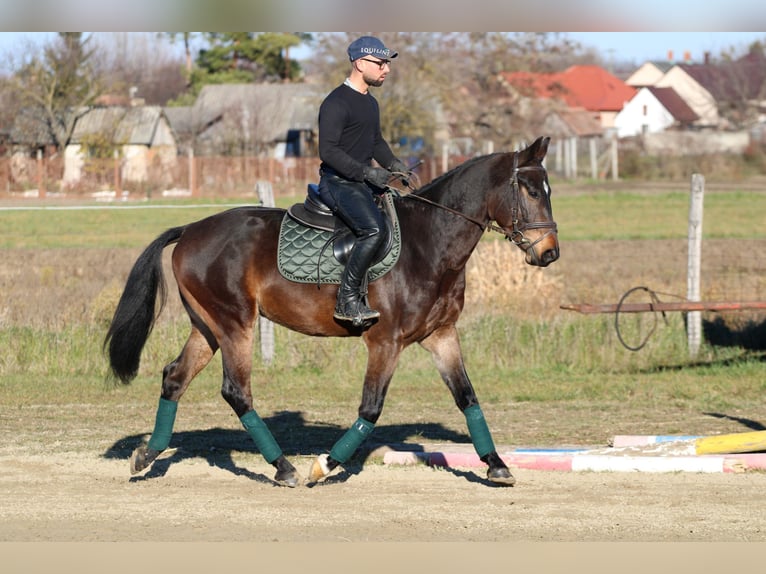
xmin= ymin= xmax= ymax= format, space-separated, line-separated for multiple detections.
xmin=62 ymin=144 xmax=84 ymax=188
xmin=656 ymin=67 xmax=719 ymax=127
xmin=122 ymin=144 xmax=149 ymax=182
xmin=614 ymin=88 xmax=675 ymax=138
xmin=122 ymin=143 xmax=176 ymax=184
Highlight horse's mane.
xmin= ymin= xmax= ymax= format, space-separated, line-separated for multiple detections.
xmin=411 ymin=152 xmax=512 ymax=198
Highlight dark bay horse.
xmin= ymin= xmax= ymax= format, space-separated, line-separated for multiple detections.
xmin=104 ymin=136 xmax=559 ymax=487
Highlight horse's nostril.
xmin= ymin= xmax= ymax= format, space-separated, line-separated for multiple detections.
xmin=541 ymin=248 xmax=559 ymax=265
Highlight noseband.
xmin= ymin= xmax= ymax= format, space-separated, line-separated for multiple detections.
xmin=505 ymin=153 xmax=558 ymax=249
xmin=404 ymin=151 xmax=558 ymax=248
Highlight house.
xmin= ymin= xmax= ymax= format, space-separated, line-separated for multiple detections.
xmin=630 ymin=50 xmax=766 ymax=131
xmin=540 ymin=107 xmax=603 ymax=139
xmin=175 ymin=83 xmax=321 ymax=157
xmin=63 ymin=105 xmax=177 ymax=187
xmin=162 ymin=105 xmax=195 ymax=154
xmin=8 ymin=107 xmax=76 ymax=156
xmin=500 ymin=65 xmax=637 ymax=132
xmin=540 ymin=107 xmax=605 ymax=178
xmin=653 ymin=64 xmax=723 ymax=128
xmin=625 ymin=61 xmax=675 ymax=88
xmin=614 ymin=86 xmax=699 ymax=138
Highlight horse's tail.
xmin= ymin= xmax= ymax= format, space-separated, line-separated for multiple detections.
xmin=103 ymin=226 xmax=186 ymax=385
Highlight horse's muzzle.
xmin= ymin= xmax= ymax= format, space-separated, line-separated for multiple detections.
xmin=524 ymin=230 xmax=560 ymax=267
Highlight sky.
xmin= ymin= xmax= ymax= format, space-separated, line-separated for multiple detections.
xmin=566 ymin=32 xmax=764 ymax=64
xmin=1 ymin=31 xmax=764 ymax=71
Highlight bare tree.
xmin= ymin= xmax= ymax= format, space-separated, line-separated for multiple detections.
xmin=93 ymin=32 xmax=187 ymax=105
xmin=6 ymin=33 xmax=104 ymax=151
xmin=306 ymin=32 xmax=587 ymax=156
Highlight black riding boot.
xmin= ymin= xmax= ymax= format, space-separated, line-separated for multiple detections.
xmin=334 ymin=233 xmax=381 ymax=327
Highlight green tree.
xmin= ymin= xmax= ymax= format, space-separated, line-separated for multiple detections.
xmin=168 ymin=32 xmax=309 ymax=106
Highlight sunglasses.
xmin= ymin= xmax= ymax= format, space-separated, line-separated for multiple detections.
xmin=359 ymin=58 xmax=390 ymax=69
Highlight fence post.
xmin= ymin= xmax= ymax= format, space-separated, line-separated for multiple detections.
xmin=610 ymin=136 xmax=619 ymax=181
xmin=256 ymin=179 xmax=276 ymax=364
xmin=589 ymin=138 xmax=597 ymax=179
xmin=687 ymin=173 xmax=705 ymax=357
xmin=188 ymin=148 xmax=196 ymax=197
xmin=113 ymin=149 xmax=121 ymax=196
xmin=37 ymin=150 xmax=46 ymax=198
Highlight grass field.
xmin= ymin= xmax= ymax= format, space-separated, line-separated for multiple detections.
xmin=1 ymin=179 xmax=765 ymax=448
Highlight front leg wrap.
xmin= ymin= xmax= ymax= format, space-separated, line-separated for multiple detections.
xmin=463 ymin=404 xmax=496 ymax=457
xmin=240 ymin=409 xmax=283 ymax=463
xmin=329 ymin=417 xmax=375 ymax=463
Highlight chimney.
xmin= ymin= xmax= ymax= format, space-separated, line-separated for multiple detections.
xmin=667 ymin=50 xmax=674 ymax=62
xmin=684 ymin=51 xmax=691 ymax=62
xmin=704 ymin=51 xmax=711 ymax=65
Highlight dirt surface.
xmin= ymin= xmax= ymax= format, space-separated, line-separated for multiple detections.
xmin=2 ymin=196 xmax=766 ymax=543
xmin=2 ymin=437 xmax=766 ymax=542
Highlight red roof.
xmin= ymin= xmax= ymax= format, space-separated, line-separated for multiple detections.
xmin=501 ymin=65 xmax=636 ymax=112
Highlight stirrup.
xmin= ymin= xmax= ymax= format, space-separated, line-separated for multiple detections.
xmin=334 ymin=300 xmax=380 ymax=327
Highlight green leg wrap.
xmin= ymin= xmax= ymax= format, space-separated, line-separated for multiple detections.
xmin=147 ymin=397 xmax=178 ymax=452
xmin=329 ymin=417 xmax=375 ymax=463
xmin=464 ymin=404 xmax=496 ymax=458
xmin=240 ymin=410 xmax=282 ymax=464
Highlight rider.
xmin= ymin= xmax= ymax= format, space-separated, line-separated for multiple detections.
xmin=317 ymin=35 xmax=409 ymax=328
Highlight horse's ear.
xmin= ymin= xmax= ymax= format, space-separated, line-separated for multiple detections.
xmin=531 ymin=136 xmax=551 ymax=162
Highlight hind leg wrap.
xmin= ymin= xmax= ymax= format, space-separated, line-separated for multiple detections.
xmin=147 ymin=397 xmax=178 ymax=451
xmin=464 ymin=404 xmax=496 ymax=458
xmin=240 ymin=410 xmax=282 ymax=463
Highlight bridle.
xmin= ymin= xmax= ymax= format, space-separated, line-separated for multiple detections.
xmin=401 ymin=152 xmax=558 ymax=248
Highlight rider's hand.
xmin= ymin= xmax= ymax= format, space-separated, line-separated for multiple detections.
xmin=363 ymin=166 xmax=393 ymax=190
xmin=388 ymin=158 xmax=412 ymax=186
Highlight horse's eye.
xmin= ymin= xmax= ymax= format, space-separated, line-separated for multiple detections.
xmin=527 ymin=188 xmax=539 ymax=199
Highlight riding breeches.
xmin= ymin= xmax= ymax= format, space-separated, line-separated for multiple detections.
xmin=318 ymin=175 xmax=387 ymax=289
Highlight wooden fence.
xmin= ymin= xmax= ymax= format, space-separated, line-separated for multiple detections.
xmin=0 ymin=136 xmax=624 ymax=200
xmin=1 ymin=154 xmax=463 ymax=199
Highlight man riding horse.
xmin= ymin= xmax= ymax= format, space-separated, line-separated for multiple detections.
xmin=317 ymin=35 xmax=411 ymax=328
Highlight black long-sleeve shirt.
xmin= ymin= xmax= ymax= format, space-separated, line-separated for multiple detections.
xmin=318 ymin=83 xmax=396 ymax=182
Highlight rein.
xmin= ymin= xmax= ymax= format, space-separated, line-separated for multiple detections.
xmin=400 ymin=152 xmax=558 ymax=248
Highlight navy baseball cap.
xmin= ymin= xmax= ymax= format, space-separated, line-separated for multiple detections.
xmin=347 ymin=36 xmax=398 ymax=62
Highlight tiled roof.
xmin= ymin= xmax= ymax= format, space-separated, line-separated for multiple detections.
xmin=646 ymin=87 xmax=699 ymax=123
xmin=679 ymin=52 xmax=766 ymax=102
xmin=68 ymin=106 xmax=167 ymax=145
xmin=502 ymin=65 xmax=636 ymax=112
xmin=193 ymin=83 xmax=321 ymax=141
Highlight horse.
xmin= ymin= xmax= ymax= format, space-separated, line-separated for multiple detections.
xmin=103 ymin=135 xmax=559 ymax=488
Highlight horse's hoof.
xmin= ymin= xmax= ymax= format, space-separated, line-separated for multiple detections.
xmin=487 ymin=466 xmax=516 ymax=486
xmin=274 ymin=467 xmax=302 ymax=488
xmin=306 ymin=453 xmax=332 ymax=484
xmin=129 ymin=445 xmax=160 ymax=475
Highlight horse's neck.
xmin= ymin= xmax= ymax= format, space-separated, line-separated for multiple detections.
xmin=403 ymin=186 xmax=487 ymax=271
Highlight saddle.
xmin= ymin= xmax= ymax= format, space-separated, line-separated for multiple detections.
xmin=277 ymin=184 xmax=401 ymax=285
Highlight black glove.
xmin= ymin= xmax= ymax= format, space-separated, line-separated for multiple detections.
xmin=389 ymin=158 xmax=409 ymax=174
xmin=389 ymin=158 xmax=412 ymax=186
xmin=363 ymin=166 xmax=393 ymax=189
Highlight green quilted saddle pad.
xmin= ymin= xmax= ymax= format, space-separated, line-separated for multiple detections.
xmin=277 ymin=198 xmax=401 ymax=285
